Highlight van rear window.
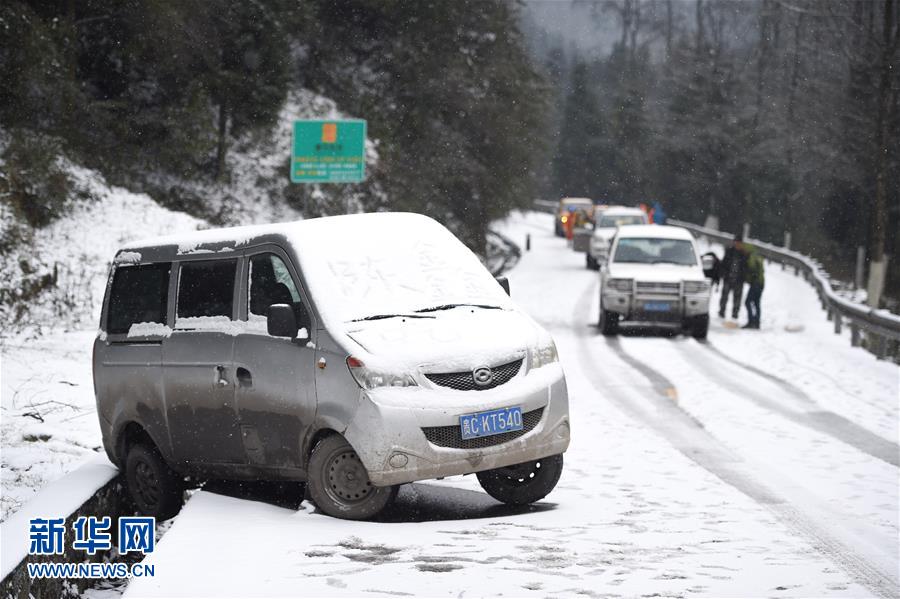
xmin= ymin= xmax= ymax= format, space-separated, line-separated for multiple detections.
xmin=177 ymin=260 xmax=237 ymax=319
xmin=107 ymin=263 xmax=171 ymax=335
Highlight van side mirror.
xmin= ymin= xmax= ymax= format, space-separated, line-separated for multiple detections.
xmin=495 ymin=276 xmax=510 ymax=296
xmin=267 ymin=304 xmax=297 ymax=338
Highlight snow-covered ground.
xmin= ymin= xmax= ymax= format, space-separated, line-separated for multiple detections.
xmin=114 ymin=211 xmax=898 ymax=598
xmin=0 ymin=171 xmax=203 ymax=521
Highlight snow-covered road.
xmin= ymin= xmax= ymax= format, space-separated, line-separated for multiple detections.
xmin=121 ymin=211 xmax=899 ymax=598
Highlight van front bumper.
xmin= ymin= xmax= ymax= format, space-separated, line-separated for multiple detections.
xmin=343 ymin=363 xmax=570 ymax=487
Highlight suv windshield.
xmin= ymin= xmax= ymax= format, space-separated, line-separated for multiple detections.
xmin=613 ymin=238 xmax=696 ymax=266
xmin=597 ymin=214 xmax=645 ymax=228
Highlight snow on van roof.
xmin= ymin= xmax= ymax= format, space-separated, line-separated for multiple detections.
xmin=124 ymin=212 xmax=514 ymax=329
xmin=615 ymin=224 xmax=695 ymax=240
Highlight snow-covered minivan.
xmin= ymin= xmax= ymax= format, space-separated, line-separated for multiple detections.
xmin=598 ymin=225 xmax=711 ymax=338
xmin=93 ymin=213 xmax=569 ymax=520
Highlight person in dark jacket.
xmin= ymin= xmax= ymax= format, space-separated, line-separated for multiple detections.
xmin=742 ymin=243 xmax=765 ymax=329
xmin=718 ymin=235 xmax=746 ymax=319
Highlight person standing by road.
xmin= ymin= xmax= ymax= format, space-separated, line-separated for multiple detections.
xmin=742 ymin=243 xmax=765 ymax=329
xmin=718 ymin=235 xmax=746 ymax=319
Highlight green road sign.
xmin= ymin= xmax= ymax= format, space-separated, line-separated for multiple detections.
xmin=291 ymin=119 xmax=366 ymax=183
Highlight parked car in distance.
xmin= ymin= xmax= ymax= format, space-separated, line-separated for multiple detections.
xmin=598 ymin=225 xmax=711 ymax=338
xmin=554 ymin=197 xmax=594 ymax=237
xmin=587 ymin=206 xmax=648 ymax=270
xmin=93 ymin=212 xmax=570 ymax=521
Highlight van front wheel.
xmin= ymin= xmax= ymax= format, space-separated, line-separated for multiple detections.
xmin=125 ymin=443 xmax=184 ymax=520
xmin=477 ymin=454 xmax=563 ymax=505
xmin=307 ymin=435 xmax=397 ymax=520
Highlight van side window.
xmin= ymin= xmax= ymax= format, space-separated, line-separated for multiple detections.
xmin=107 ymin=263 xmax=171 ymax=335
xmin=249 ymin=254 xmax=308 ymax=325
xmin=177 ymin=260 xmax=237 ymax=319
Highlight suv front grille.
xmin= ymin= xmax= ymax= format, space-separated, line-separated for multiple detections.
xmin=425 ymin=359 xmax=522 ymax=391
xmin=422 ymin=407 xmax=544 ymax=449
xmin=636 ymin=281 xmax=680 ymax=295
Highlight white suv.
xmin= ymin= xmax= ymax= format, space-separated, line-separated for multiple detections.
xmin=599 ymin=225 xmax=711 ymax=338
xmin=587 ymin=207 xmax=648 ymax=270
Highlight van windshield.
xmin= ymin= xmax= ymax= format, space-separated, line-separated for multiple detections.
xmin=613 ymin=238 xmax=697 ymax=266
xmin=289 ymin=213 xmax=514 ymax=327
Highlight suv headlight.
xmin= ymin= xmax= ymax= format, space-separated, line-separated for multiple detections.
xmin=683 ymin=281 xmax=710 ymax=294
xmin=528 ymin=340 xmax=559 ymax=370
xmin=607 ymin=278 xmax=633 ymax=292
xmin=346 ymin=357 xmax=417 ymax=389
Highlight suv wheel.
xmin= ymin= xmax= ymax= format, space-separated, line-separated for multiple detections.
xmin=691 ymin=314 xmax=709 ymax=339
xmin=125 ymin=442 xmax=184 ymax=520
xmin=599 ymin=307 xmax=619 ymax=336
xmin=476 ymin=454 xmax=564 ymax=505
xmin=307 ymin=435 xmax=398 ymax=520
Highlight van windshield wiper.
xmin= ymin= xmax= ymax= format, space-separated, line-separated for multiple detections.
xmin=414 ymin=303 xmax=503 ymax=313
xmin=349 ymin=313 xmax=434 ymax=322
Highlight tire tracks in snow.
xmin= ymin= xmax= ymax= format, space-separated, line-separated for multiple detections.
xmin=687 ymin=340 xmax=899 ymax=467
xmin=572 ymin=279 xmax=900 ymax=599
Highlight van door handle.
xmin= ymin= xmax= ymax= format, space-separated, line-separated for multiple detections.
xmin=215 ymin=365 xmax=229 ymax=387
xmin=236 ymin=367 xmax=252 ymax=388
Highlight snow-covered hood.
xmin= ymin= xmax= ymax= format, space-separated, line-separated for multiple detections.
xmin=607 ymin=262 xmax=705 ymax=283
xmin=343 ymin=307 xmax=543 ymax=371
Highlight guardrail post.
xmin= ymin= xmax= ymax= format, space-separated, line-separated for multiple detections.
xmin=850 ymin=324 xmax=861 ymax=346
xmin=826 ymin=306 xmax=833 ymax=321
xmin=525 ymin=234 xmax=531 ymax=252
xmin=833 ymin=313 xmax=842 ymax=334
xmin=854 ymin=246 xmax=865 ymax=290
xmin=874 ymin=335 xmax=887 ymax=360
xmin=742 ymin=222 xmax=751 ymax=240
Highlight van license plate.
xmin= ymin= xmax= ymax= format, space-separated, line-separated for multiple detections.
xmin=644 ymin=302 xmax=671 ymax=312
xmin=460 ymin=406 xmax=523 ymax=440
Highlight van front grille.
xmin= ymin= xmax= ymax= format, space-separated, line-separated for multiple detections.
xmin=425 ymin=359 xmax=522 ymax=391
xmin=636 ymin=281 xmax=680 ymax=295
xmin=422 ymin=407 xmax=544 ymax=449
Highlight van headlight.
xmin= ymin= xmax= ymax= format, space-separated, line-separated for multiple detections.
xmin=683 ymin=281 xmax=710 ymax=294
xmin=346 ymin=357 xmax=417 ymax=389
xmin=528 ymin=340 xmax=559 ymax=370
xmin=607 ymin=278 xmax=633 ymax=292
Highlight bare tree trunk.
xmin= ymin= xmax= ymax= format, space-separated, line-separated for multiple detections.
xmin=868 ymin=0 xmax=896 ymax=307
xmin=695 ymin=0 xmax=705 ymax=58
xmin=215 ymin=101 xmax=229 ymax=182
xmin=665 ymin=0 xmax=673 ymax=59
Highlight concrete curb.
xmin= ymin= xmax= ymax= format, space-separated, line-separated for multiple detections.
xmin=1 ymin=472 xmax=134 ymax=599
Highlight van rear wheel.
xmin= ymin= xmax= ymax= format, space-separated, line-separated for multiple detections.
xmin=307 ymin=435 xmax=397 ymax=520
xmin=125 ymin=442 xmax=184 ymax=520
xmin=477 ymin=454 xmax=563 ymax=505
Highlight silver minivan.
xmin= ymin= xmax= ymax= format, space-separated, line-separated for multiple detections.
xmin=93 ymin=212 xmax=570 ymax=520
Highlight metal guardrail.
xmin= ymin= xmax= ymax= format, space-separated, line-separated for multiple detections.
xmin=529 ymin=200 xmax=899 ymax=360
xmin=669 ymin=218 xmax=900 ymax=361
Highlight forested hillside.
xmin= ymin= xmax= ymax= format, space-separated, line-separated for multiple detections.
xmin=0 ymin=0 xmax=545 ymax=251
xmin=525 ymin=0 xmax=899 ymax=302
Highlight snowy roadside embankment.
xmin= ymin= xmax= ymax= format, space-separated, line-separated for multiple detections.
xmin=0 ymin=165 xmax=203 ymax=522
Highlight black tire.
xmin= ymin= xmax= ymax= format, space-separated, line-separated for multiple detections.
xmin=476 ymin=454 xmax=564 ymax=505
xmin=691 ymin=314 xmax=709 ymax=339
xmin=307 ymin=435 xmax=398 ymax=520
xmin=125 ymin=442 xmax=184 ymax=521
xmin=586 ymin=254 xmax=598 ymax=270
xmin=599 ymin=306 xmax=619 ymax=336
